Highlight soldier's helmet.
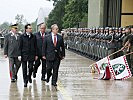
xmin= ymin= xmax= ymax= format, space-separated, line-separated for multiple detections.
xmin=109 ymin=27 xmax=112 ymax=31
xmin=122 ymin=27 xmax=126 ymax=31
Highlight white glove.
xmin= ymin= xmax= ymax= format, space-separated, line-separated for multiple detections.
xmin=18 ymin=56 xmax=21 ymax=61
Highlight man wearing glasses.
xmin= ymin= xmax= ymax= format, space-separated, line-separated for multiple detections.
xmin=33 ymin=23 xmax=48 ymax=81
xmin=4 ymin=24 xmax=21 ymax=82
xmin=19 ymin=24 xmax=38 ymax=87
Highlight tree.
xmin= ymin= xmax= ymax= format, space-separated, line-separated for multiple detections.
xmin=0 ymin=22 xmax=10 ymax=30
xmin=63 ymin=0 xmax=88 ymax=28
xmin=47 ymin=0 xmax=58 ymax=5
xmin=47 ymin=0 xmax=88 ymax=30
xmin=47 ymin=0 xmax=68 ymax=31
xmin=15 ymin=14 xmax=24 ymax=31
xmin=31 ymin=20 xmax=37 ymax=33
xmin=15 ymin=14 xmax=24 ymax=24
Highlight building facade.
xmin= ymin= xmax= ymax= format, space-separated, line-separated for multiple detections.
xmin=88 ymin=0 xmax=133 ymax=27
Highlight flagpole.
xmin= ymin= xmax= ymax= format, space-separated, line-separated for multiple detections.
xmin=108 ymin=48 xmax=123 ymax=57
xmin=125 ymin=52 xmax=133 ymax=56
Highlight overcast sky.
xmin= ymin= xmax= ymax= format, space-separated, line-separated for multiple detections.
xmin=0 ymin=0 xmax=53 ymax=24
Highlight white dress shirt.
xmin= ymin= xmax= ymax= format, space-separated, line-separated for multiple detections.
xmin=51 ymin=32 xmax=57 ymax=44
xmin=26 ymin=32 xmax=31 ymax=38
xmin=40 ymin=31 xmax=45 ymax=37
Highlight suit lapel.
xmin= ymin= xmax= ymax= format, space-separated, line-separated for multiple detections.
xmin=56 ymin=34 xmax=59 ymax=47
xmin=50 ymin=34 xmax=55 ymax=47
xmin=39 ymin=32 xmax=41 ymax=38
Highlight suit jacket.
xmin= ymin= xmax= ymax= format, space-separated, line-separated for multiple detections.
xmin=19 ymin=33 xmax=37 ymax=61
xmin=42 ymin=33 xmax=65 ymax=61
xmin=34 ymin=32 xmax=47 ymax=56
xmin=4 ymin=33 xmax=21 ymax=57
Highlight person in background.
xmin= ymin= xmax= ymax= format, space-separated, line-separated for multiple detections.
xmin=33 ymin=23 xmax=47 ymax=81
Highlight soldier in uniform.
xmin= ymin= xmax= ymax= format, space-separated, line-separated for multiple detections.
xmin=107 ymin=27 xmax=116 ymax=59
xmin=129 ymin=25 xmax=133 ymax=74
xmin=122 ymin=26 xmax=132 ymax=74
xmin=4 ymin=24 xmax=21 ymax=82
xmin=104 ymin=27 xmax=109 ymax=57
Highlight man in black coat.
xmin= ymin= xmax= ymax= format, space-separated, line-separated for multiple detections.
xmin=33 ymin=23 xmax=47 ymax=81
xmin=4 ymin=24 xmax=21 ymax=82
xmin=42 ymin=24 xmax=65 ymax=86
xmin=19 ymin=24 xmax=38 ymax=87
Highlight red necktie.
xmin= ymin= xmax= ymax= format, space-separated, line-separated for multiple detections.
xmin=54 ymin=35 xmax=57 ymax=47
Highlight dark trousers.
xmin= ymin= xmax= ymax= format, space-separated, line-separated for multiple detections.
xmin=22 ymin=61 xmax=34 ymax=83
xmin=46 ymin=58 xmax=60 ymax=84
xmin=33 ymin=56 xmax=46 ymax=78
xmin=9 ymin=57 xmax=21 ymax=79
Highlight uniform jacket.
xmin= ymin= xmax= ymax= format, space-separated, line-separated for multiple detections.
xmin=4 ymin=32 xmax=21 ymax=57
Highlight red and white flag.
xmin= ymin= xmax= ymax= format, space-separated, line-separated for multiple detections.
xmin=95 ymin=57 xmax=111 ymax=79
xmin=94 ymin=55 xmax=132 ymax=80
xmin=109 ymin=56 xmax=132 ymax=80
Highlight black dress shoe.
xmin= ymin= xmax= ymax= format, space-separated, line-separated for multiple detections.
xmin=28 ymin=78 xmax=32 ymax=83
xmin=15 ymin=75 xmax=18 ymax=80
xmin=11 ymin=79 xmax=15 ymax=83
xmin=52 ymin=83 xmax=57 ymax=86
xmin=46 ymin=78 xmax=50 ymax=83
xmin=24 ymin=83 xmax=27 ymax=87
xmin=33 ymin=73 xmax=36 ymax=78
xmin=46 ymin=73 xmax=52 ymax=83
xmin=41 ymin=77 xmax=46 ymax=81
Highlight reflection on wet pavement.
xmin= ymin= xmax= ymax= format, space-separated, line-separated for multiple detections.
xmin=0 ymin=48 xmax=133 ymax=100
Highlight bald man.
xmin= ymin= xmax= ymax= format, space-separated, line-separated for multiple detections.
xmin=33 ymin=23 xmax=48 ymax=81
xmin=42 ymin=24 xmax=65 ymax=86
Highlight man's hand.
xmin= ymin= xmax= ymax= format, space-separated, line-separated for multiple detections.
xmin=4 ymin=55 xmax=8 ymax=58
xmin=35 ymin=56 xmax=38 ymax=61
xmin=18 ymin=56 xmax=21 ymax=61
xmin=42 ymin=56 xmax=46 ymax=60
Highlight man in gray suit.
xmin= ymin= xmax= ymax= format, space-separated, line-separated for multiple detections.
xmin=4 ymin=24 xmax=21 ymax=82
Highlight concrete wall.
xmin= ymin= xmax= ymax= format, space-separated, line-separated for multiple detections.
xmin=88 ymin=0 xmax=104 ymax=27
xmin=121 ymin=0 xmax=133 ymax=27
xmin=122 ymin=0 xmax=133 ymax=13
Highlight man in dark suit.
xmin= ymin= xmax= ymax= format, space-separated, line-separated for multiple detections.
xmin=33 ymin=23 xmax=47 ymax=81
xmin=4 ymin=24 xmax=21 ymax=82
xmin=42 ymin=24 xmax=65 ymax=86
xmin=19 ymin=24 xmax=38 ymax=87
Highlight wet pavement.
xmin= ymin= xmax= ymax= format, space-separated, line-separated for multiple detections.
xmin=0 ymin=48 xmax=133 ymax=100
